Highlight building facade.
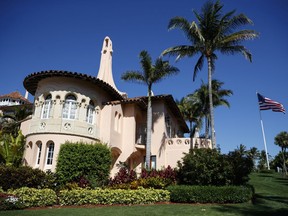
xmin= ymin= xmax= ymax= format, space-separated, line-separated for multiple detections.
xmin=20 ymin=37 xmax=211 ymax=175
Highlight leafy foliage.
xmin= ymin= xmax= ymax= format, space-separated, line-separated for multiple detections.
xmin=0 ymin=130 xmax=25 ymax=167
xmin=0 ymin=165 xmax=56 ymax=191
xmin=58 ymin=188 xmax=170 ymax=206
xmin=167 ymin=185 xmax=253 ymax=204
xmin=109 ymin=166 xmax=177 ymax=189
xmin=10 ymin=187 xmax=57 ymax=208
xmin=56 ymin=141 xmax=111 ymax=188
xmin=177 ymin=147 xmax=254 ymax=186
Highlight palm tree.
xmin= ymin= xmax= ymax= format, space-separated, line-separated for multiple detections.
xmin=121 ymin=50 xmax=179 ymax=169
xmin=162 ymin=0 xmax=258 ymax=148
xmin=194 ymin=79 xmax=232 ymax=142
xmin=274 ymin=131 xmax=288 ymax=175
xmin=176 ymin=94 xmax=202 ymax=149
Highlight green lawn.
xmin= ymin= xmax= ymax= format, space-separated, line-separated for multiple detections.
xmin=1 ymin=172 xmax=288 ymax=216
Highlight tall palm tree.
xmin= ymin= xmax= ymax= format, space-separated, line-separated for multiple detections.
xmin=194 ymin=79 xmax=233 ymax=142
xmin=162 ymin=0 xmax=258 ymax=148
xmin=121 ymin=50 xmax=179 ymax=169
xmin=274 ymin=131 xmax=288 ymax=175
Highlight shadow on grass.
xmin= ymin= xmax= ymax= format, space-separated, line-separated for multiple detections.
xmin=211 ymin=194 xmax=288 ymax=216
xmin=275 ymin=177 xmax=288 ymax=186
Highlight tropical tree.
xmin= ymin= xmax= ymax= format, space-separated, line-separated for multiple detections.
xmin=194 ymin=79 xmax=232 ymax=141
xmin=121 ymin=50 xmax=179 ymax=169
xmin=162 ymin=0 xmax=258 ymax=148
xmin=247 ymin=146 xmax=260 ymax=170
xmin=0 ymin=106 xmax=32 ymax=137
xmin=0 ymin=130 xmax=25 ymax=167
xmin=176 ymin=93 xmax=202 ymax=148
xmin=274 ymin=131 xmax=288 ymax=175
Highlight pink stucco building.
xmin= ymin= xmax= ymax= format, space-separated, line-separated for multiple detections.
xmin=20 ymin=37 xmax=211 ymax=176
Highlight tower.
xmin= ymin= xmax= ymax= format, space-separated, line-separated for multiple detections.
xmin=97 ymin=36 xmax=126 ymax=98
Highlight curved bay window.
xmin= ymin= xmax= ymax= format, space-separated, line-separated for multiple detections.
xmin=62 ymin=94 xmax=77 ymax=120
xmin=46 ymin=142 xmax=54 ymax=165
xmin=41 ymin=94 xmax=52 ymax=119
xmin=86 ymin=100 xmax=95 ymax=124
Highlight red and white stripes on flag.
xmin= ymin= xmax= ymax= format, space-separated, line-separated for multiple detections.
xmin=257 ymin=93 xmax=285 ymax=114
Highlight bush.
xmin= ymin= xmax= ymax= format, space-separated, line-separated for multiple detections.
xmin=226 ymin=150 xmax=254 ymax=185
xmin=177 ymin=148 xmax=232 ymax=186
xmin=0 ymin=192 xmax=24 ymax=210
xmin=0 ymin=165 xmax=57 ymax=191
xmin=167 ymin=185 xmax=253 ymax=204
xmin=9 ymin=187 xmax=57 ymax=208
xmin=177 ymin=148 xmax=254 ymax=186
xmin=58 ymin=188 xmax=170 ymax=205
xmin=56 ymin=141 xmax=111 ymax=188
xmin=109 ymin=166 xmax=177 ymax=189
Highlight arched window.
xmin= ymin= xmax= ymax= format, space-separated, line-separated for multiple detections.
xmin=114 ymin=112 xmax=118 ymax=131
xmin=36 ymin=142 xmax=42 ymax=166
xmin=118 ymin=113 xmax=121 ymax=133
xmin=62 ymin=94 xmax=77 ymax=119
xmin=46 ymin=142 xmax=54 ymax=165
xmin=41 ymin=94 xmax=52 ymax=119
xmin=86 ymin=100 xmax=95 ymax=124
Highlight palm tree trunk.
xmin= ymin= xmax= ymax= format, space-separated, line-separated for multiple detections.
xmin=189 ymin=121 xmax=193 ymax=149
xmin=146 ymin=88 xmax=152 ymax=170
xmin=281 ymin=148 xmax=287 ymax=176
xmin=207 ymin=57 xmax=216 ymax=148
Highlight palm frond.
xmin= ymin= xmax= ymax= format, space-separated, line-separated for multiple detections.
xmin=121 ymin=71 xmax=146 ymax=84
xmin=193 ymin=54 xmax=204 ymax=81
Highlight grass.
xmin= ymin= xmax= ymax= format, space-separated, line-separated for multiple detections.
xmin=1 ymin=172 xmax=288 ymax=216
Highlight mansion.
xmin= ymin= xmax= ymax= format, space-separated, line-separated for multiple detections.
xmin=3 ymin=37 xmax=211 ymax=175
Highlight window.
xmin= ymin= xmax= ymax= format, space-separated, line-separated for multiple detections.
xmin=41 ymin=94 xmax=52 ymax=119
xmin=114 ymin=112 xmax=118 ymax=131
xmin=62 ymin=94 xmax=77 ymax=119
xmin=144 ymin=155 xmax=156 ymax=169
xmin=165 ymin=115 xmax=172 ymax=138
xmin=46 ymin=142 xmax=54 ymax=165
xmin=114 ymin=112 xmax=122 ymax=132
xmin=86 ymin=100 xmax=95 ymax=124
xmin=36 ymin=142 xmax=42 ymax=165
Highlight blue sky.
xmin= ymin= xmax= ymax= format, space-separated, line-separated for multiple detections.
xmin=0 ymin=0 xmax=287 ymax=158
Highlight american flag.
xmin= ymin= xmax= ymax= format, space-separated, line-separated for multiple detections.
xmin=257 ymin=93 xmax=285 ymax=114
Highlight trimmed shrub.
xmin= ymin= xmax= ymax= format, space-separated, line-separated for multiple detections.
xmin=58 ymin=188 xmax=170 ymax=206
xmin=0 ymin=165 xmax=56 ymax=191
xmin=56 ymin=141 xmax=111 ymax=188
xmin=10 ymin=187 xmax=57 ymax=208
xmin=167 ymin=185 xmax=253 ymax=204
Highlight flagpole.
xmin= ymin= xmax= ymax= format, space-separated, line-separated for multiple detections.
xmin=257 ymin=92 xmax=270 ymax=170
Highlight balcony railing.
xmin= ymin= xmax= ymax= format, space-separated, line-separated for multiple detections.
xmin=166 ymin=137 xmax=211 ymax=149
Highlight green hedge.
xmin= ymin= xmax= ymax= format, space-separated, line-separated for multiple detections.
xmin=58 ymin=188 xmax=170 ymax=205
xmin=167 ymin=185 xmax=253 ymax=204
xmin=9 ymin=187 xmax=57 ymax=208
xmin=56 ymin=141 xmax=111 ymax=188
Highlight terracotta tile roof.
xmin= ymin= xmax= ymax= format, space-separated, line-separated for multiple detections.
xmin=23 ymin=70 xmax=124 ymax=101
xmin=0 ymin=91 xmax=31 ymax=104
